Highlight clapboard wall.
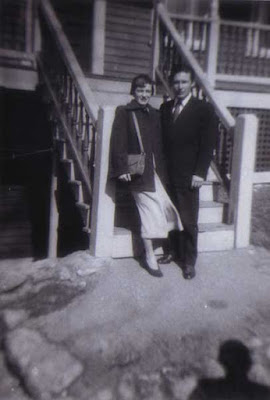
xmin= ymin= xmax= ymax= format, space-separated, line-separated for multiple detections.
xmin=51 ymin=0 xmax=93 ymax=73
xmin=104 ymin=1 xmax=153 ymax=80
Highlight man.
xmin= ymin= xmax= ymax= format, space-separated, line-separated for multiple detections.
xmin=160 ymin=66 xmax=218 ymax=279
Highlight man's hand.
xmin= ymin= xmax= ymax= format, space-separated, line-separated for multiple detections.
xmin=191 ymin=175 xmax=204 ymax=188
xmin=118 ymin=173 xmax=131 ymax=182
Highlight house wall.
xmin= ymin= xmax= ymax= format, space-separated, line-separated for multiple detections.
xmin=51 ymin=0 xmax=94 ymax=73
xmin=103 ymin=0 xmax=153 ymax=80
xmin=0 ymin=88 xmax=53 ymax=258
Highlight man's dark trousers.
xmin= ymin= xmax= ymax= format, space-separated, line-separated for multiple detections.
xmin=170 ymin=185 xmax=199 ymax=267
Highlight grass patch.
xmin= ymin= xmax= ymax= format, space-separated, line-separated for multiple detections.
xmin=251 ymin=185 xmax=270 ymax=250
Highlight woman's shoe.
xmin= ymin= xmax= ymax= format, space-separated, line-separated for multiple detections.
xmin=145 ymin=255 xmax=163 ymax=277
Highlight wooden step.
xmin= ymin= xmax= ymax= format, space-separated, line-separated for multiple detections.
xmin=200 ymin=184 xmax=215 ymax=201
xmin=61 ymin=159 xmax=75 ymax=180
xmin=199 ymin=200 xmax=224 ymax=224
xmin=56 ymin=138 xmax=67 ymax=159
xmin=115 ymin=198 xmax=224 ymax=225
xmin=69 ymin=180 xmax=83 ymax=203
xmin=198 ymin=223 xmax=234 ymax=252
xmin=111 ymin=223 xmax=234 ymax=258
xmin=76 ymin=202 xmax=90 ymax=228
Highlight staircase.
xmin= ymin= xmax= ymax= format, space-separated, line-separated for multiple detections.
xmin=37 ymin=0 xmax=236 ymax=258
xmin=110 ymin=167 xmax=234 ymax=258
xmin=84 ymin=73 xmax=234 ymax=257
xmin=58 ymin=141 xmax=92 ymax=235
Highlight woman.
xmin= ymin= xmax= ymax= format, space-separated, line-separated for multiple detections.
xmin=109 ymin=74 xmax=182 ymax=277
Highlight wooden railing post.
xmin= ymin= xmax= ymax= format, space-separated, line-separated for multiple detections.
xmin=151 ymin=3 xmax=160 ymax=81
xmin=90 ymin=106 xmax=116 ymax=257
xmin=91 ymin=0 xmax=106 ymax=75
xmin=229 ymin=114 xmax=258 ymax=248
xmin=206 ymin=0 xmax=219 ymax=86
xmin=48 ymin=147 xmax=59 ymax=258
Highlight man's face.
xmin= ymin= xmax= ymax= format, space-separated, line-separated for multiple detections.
xmin=172 ymin=72 xmax=193 ymax=100
xmin=134 ymin=84 xmax=152 ymax=106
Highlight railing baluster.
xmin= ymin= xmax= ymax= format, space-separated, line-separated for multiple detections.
xmin=83 ymin=113 xmax=90 ymax=171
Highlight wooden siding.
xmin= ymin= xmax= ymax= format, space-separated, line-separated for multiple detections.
xmin=51 ymin=0 xmax=93 ymax=73
xmin=104 ymin=1 xmax=153 ymax=80
xmin=0 ymin=0 xmax=27 ymax=51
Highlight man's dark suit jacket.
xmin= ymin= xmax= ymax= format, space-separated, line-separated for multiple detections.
xmin=160 ymin=97 xmax=218 ymax=187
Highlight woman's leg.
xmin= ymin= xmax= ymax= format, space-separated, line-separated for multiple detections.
xmin=142 ymin=238 xmax=159 ymax=270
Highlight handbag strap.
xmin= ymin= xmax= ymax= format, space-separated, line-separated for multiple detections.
xmin=131 ymin=112 xmax=145 ymax=154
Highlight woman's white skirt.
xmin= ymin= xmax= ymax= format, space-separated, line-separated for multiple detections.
xmin=132 ymin=172 xmax=183 ymax=239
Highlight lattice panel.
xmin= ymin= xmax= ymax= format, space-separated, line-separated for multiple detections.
xmin=218 ymin=24 xmax=270 ymax=77
xmin=229 ymin=107 xmax=270 ymax=172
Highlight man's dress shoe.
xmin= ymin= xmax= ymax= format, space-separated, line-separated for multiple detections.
xmin=158 ymin=254 xmax=175 ymax=264
xmin=183 ymin=265 xmax=196 ymax=280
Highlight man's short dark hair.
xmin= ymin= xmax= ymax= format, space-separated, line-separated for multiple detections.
xmin=169 ymin=65 xmax=195 ymax=84
xmin=130 ymin=74 xmax=155 ymax=95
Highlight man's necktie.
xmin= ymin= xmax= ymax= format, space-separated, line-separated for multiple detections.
xmin=173 ymin=99 xmax=182 ymax=122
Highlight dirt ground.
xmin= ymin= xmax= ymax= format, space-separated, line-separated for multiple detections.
xmin=0 ymin=185 xmax=270 ymax=399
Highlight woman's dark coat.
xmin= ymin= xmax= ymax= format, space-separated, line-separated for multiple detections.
xmin=109 ymin=99 xmax=167 ymax=192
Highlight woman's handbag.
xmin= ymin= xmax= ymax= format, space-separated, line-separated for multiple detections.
xmin=127 ymin=112 xmax=146 ymax=176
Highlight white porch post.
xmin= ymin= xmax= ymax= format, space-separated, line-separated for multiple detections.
xmin=90 ymin=106 xmax=116 ymax=257
xmin=229 ymin=114 xmax=258 ymax=248
xmin=206 ymin=0 xmax=219 ymax=86
xmin=91 ymin=0 xmax=106 ymax=75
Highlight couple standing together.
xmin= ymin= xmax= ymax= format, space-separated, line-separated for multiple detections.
xmin=109 ymin=67 xmax=217 ymax=280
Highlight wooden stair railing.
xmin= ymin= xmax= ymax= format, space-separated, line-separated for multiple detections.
xmin=38 ymin=0 xmax=99 ymax=237
xmin=154 ymin=3 xmax=236 ymax=211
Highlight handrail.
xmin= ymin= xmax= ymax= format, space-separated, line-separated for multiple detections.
xmin=157 ymin=3 xmax=235 ymax=132
xmin=38 ymin=57 xmax=94 ymax=197
xmin=169 ymin=13 xmax=212 ymax=23
xmin=220 ymin=19 xmax=270 ymax=32
xmin=39 ymin=0 xmax=99 ymax=124
xmin=38 ymin=0 xmax=100 ymax=213
xmin=169 ymin=13 xmax=270 ymax=32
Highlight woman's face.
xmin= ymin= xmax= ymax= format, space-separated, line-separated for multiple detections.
xmin=134 ymin=84 xmax=152 ymax=106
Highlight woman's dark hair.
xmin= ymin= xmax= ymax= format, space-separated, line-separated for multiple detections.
xmin=130 ymin=74 xmax=155 ymax=95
